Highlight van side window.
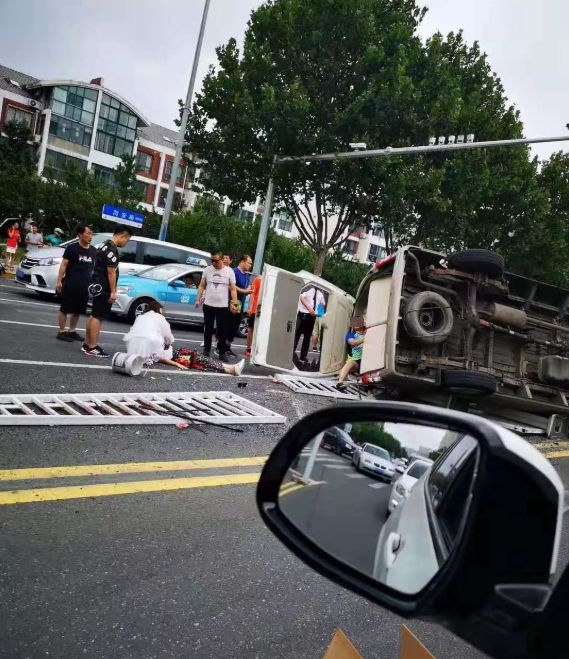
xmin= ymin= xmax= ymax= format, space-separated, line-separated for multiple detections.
xmin=143 ymin=243 xmax=188 ymax=267
xmin=117 ymin=240 xmax=137 ymax=263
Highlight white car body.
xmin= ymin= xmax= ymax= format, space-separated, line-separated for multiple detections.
xmin=352 ymin=443 xmax=396 ymax=482
xmin=388 ymin=459 xmax=433 ymax=514
xmin=15 ymin=233 xmax=210 ymax=295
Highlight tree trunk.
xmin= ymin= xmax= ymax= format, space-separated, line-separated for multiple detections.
xmin=313 ymin=247 xmax=327 ymax=277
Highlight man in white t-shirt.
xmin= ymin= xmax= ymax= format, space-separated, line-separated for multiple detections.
xmin=195 ymin=251 xmax=238 ymax=360
xmin=295 ymin=285 xmax=325 ymax=362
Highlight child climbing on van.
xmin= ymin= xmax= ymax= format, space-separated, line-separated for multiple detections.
xmin=335 ymin=317 xmax=366 ymax=392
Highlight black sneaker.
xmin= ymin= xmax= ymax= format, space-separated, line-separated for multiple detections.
xmin=202 ymin=350 xmax=210 ymax=357
xmin=83 ymin=345 xmax=109 ymax=358
xmin=56 ymin=332 xmax=74 ymax=342
xmin=66 ymin=331 xmax=83 ymax=341
xmin=226 ymin=349 xmax=238 ymax=358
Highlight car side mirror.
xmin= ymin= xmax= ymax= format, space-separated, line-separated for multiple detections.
xmin=170 ymin=279 xmax=186 ymax=288
xmin=256 ymin=402 xmax=564 ymax=659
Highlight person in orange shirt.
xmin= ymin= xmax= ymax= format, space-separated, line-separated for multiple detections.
xmin=244 ymin=274 xmax=262 ymax=358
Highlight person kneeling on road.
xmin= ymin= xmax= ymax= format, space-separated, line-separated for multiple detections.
xmin=123 ymin=300 xmax=186 ymax=370
xmin=336 ymin=317 xmax=366 ymax=392
xmin=55 ymin=224 xmax=96 ymax=343
xmin=83 ymin=227 xmax=132 ymax=358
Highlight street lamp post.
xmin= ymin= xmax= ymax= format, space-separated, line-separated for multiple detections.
xmin=159 ymin=0 xmax=211 ymax=242
xmin=252 ymin=133 xmax=569 ymax=273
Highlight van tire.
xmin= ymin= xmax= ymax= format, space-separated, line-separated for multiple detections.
xmin=447 ymin=249 xmax=504 ymax=279
xmin=403 ymin=291 xmax=454 ymax=345
xmin=128 ymin=298 xmax=153 ymax=324
xmin=442 ymin=370 xmax=498 ymax=396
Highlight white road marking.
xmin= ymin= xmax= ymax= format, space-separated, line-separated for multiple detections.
xmin=0 ymin=358 xmax=268 ymax=379
xmin=0 ymin=318 xmax=246 ymax=348
xmin=346 ymin=473 xmax=368 ymax=479
xmin=0 ymin=295 xmax=58 ymax=308
xmin=368 ymin=482 xmax=388 ymax=489
xmin=322 ymin=464 xmax=351 ymax=469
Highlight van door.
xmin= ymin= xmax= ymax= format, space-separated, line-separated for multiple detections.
xmin=319 ymin=292 xmax=354 ymax=374
xmin=251 ymin=265 xmax=304 ymax=370
xmin=360 ymin=275 xmax=392 ymax=374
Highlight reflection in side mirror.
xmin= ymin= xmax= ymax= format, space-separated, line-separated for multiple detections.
xmin=278 ymin=421 xmax=479 ymax=595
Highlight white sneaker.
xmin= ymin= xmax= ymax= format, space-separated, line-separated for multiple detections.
xmin=234 ymin=359 xmax=245 ymax=377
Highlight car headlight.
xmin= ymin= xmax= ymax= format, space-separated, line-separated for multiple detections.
xmin=116 ymin=286 xmax=132 ymax=295
xmin=38 ymin=257 xmax=63 ymax=266
xmin=395 ymin=483 xmax=407 ymax=497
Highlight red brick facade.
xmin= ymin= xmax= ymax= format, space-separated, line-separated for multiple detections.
xmin=0 ymin=98 xmax=36 ymax=129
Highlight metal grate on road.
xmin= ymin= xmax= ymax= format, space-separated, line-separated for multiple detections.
xmin=0 ymin=391 xmax=286 ymax=426
xmin=274 ymin=374 xmax=373 ymax=400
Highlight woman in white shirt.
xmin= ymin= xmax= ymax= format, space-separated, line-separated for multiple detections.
xmin=123 ymin=300 xmax=186 ymax=369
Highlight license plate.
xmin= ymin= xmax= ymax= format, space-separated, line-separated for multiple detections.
xmin=16 ymin=269 xmax=25 ymax=281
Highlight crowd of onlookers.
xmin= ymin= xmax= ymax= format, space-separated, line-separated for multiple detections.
xmin=2 ymin=218 xmax=65 ymax=271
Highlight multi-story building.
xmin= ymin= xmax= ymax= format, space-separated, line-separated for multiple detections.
xmin=0 ymin=64 xmax=194 ymax=214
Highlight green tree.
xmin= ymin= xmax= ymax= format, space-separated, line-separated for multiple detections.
xmin=114 ymin=154 xmax=144 ymax=210
xmin=350 ymin=422 xmax=407 ymax=458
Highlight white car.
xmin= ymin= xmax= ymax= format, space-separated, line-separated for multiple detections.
xmin=387 ymin=458 xmax=433 ymax=515
xmin=352 ymin=443 xmax=396 ymax=482
xmin=395 ymin=457 xmax=409 ymax=474
xmin=15 ymin=233 xmax=210 ymax=295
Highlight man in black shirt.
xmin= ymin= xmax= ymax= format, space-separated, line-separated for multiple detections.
xmin=55 ymin=225 xmax=96 ymax=342
xmin=83 ymin=227 xmax=132 ymax=357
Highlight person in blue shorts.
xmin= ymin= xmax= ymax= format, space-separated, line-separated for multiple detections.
xmin=336 ymin=317 xmax=366 ymax=392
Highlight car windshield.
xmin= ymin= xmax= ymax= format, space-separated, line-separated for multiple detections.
xmin=364 ymin=445 xmax=390 ymax=460
xmin=407 ymin=462 xmax=431 ymax=479
xmin=138 ymin=264 xmax=187 ymax=281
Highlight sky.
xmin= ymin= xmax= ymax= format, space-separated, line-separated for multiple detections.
xmin=1 ymin=0 xmax=568 ymax=160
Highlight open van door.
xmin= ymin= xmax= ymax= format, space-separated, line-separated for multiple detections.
xmin=251 ymin=265 xmax=354 ymax=375
xmin=251 ymin=265 xmax=304 ymax=370
xmin=359 ymin=274 xmax=392 ymax=374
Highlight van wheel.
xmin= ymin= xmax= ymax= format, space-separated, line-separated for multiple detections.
xmin=447 ymin=249 xmax=504 ymax=279
xmin=442 ymin=370 xmax=498 ymax=396
xmin=403 ymin=291 xmax=454 ymax=345
xmin=128 ymin=298 xmax=153 ymax=324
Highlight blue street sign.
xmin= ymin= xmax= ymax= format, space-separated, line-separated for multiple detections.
xmin=101 ymin=204 xmax=144 ymax=229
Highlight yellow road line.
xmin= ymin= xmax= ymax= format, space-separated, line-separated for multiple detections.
xmin=279 ymin=482 xmax=306 ymax=497
xmin=0 ymin=473 xmax=260 ymax=506
xmin=0 ymin=456 xmax=267 ymax=481
xmin=543 ymin=450 xmax=569 ymax=460
xmin=537 ymin=441 xmax=569 ymax=452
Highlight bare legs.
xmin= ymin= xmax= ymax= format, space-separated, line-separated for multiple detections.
xmin=337 ymin=359 xmax=358 ymax=385
xmin=85 ymin=316 xmax=102 ymax=349
xmin=58 ymin=312 xmax=80 ymax=333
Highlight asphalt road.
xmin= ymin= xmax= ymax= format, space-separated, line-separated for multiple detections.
xmin=1 ymin=278 xmax=568 ymax=659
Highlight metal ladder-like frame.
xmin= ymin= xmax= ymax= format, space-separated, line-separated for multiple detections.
xmin=0 ymin=391 xmax=286 ymax=426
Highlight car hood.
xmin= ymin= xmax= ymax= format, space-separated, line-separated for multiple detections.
xmin=362 ymin=453 xmax=393 ymax=468
xmin=25 ymin=245 xmax=64 ymax=260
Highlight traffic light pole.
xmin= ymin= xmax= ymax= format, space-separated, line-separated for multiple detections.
xmin=252 ymin=134 xmax=569 ymax=272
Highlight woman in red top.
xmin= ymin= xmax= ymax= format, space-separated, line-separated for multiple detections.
xmin=5 ymin=221 xmax=20 ymax=270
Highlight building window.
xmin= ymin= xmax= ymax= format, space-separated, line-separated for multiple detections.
xmin=92 ymin=164 xmax=117 ymax=187
xmin=49 ymin=114 xmax=92 ymax=147
xmin=372 ymin=223 xmax=383 ymax=237
xmin=95 ymin=93 xmax=138 ymax=157
xmin=5 ymin=106 xmax=33 ymax=128
xmin=367 ymin=243 xmax=386 ymax=262
xmin=51 ymin=85 xmax=97 ymax=127
xmin=163 ymin=160 xmax=183 ymax=185
xmin=43 ymin=149 xmax=87 ymax=180
xmin=136 ymin=151 xmax=153 ymax=174
xmin=157 ymin=187 xmax=183 ymax=210
xmin=157 ymin=187 xmax=168 ymax=208
xmin=277 ymin=215 xmax=293 ymax=232
xmin=344 ymin=239 xmax=359 ymax=256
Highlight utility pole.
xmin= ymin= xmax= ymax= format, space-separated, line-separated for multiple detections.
xmin=252 ymin=134 xmax=569 ymax=273
xmin=159 ymin=0 xmax=211 ymax=242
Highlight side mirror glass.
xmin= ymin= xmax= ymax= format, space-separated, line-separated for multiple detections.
xmin=170 ymin=279 xmax=186 ymax=288
xmin=277 ymin=419 xmax=479 ymax=595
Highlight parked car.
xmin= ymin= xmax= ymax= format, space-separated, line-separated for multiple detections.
xmin=15 ymin=233 xmax=210 ymax=296
xmin=387 ymin=458 xmax=433 ymax=515
xmin=352 ymin=442 xmax=396 ymax=482
xmin=320 ymin=426 xmax=357 ymax=457
xmin=395 ymin=457 xmax=409 ymax=474
xmin=113 ymin=263 xmax=205 ymax=324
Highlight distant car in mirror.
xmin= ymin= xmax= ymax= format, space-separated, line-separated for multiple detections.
xmin=395 ymin=456 xmax=409 ymax=474
xmin=352 ymin=442 xmax=396 ymax=482
xmin=387 ymin=458 xmax=433 ymax=515
xmin=320 ymin=426 xmax=357 ymax=457
xmin=257 ymin=402 xmax=565 ymax=659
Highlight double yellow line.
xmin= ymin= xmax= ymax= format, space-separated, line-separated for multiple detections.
xmin=0 ymin=456 xmax=267 ymax=506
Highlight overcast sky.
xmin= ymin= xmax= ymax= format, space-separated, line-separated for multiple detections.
xmin=1 ymin=0 xmax=567 ymax=159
